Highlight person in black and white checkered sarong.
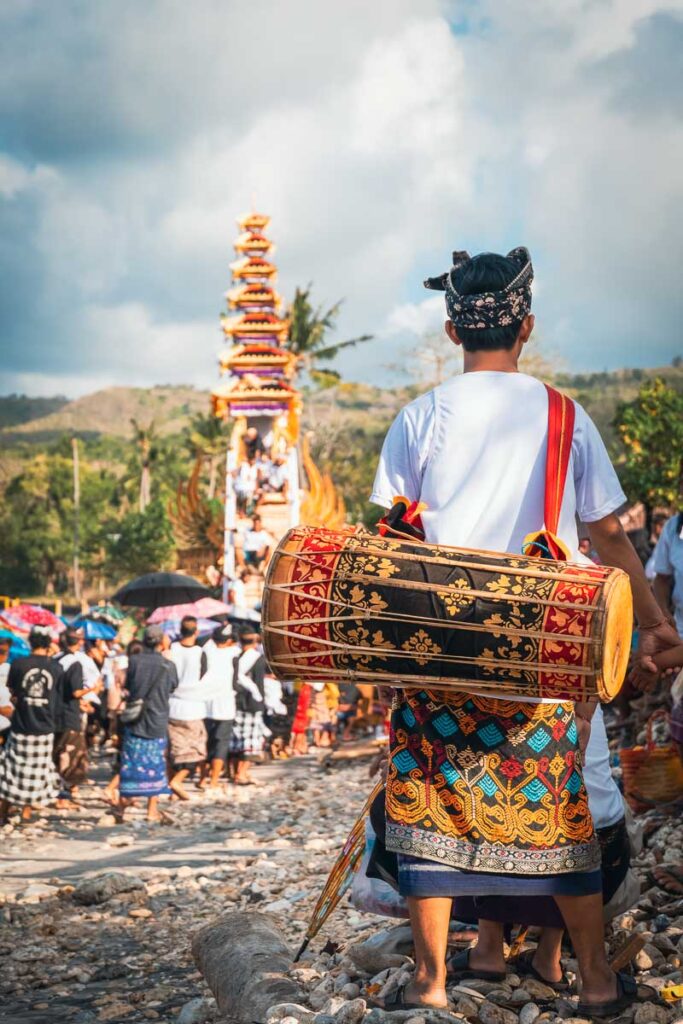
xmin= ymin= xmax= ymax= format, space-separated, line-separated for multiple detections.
xmin=0 ymin=626 xmax=63 ymax=823
xmin=229 ymin=628 xmax=268 ymax=785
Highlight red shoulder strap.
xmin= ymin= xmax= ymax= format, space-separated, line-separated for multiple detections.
xmin=544 ymin=383 xmax=575 ymax=537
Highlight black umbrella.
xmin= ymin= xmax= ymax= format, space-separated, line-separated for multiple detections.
xmin=113 ymin=572 xmax=212 ymax=609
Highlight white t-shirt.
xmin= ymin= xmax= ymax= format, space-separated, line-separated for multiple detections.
xmin=244 ymin=529 xmax=273 ymax=554
xmin=202 ymin=639 xmax=238 ymax=721
xmin=371 ymin=372 xmax=627 ymax=703
xmin=583 ymin=705 xmax=624 ymax=829
xmin=0 ymin=662 xmax=11 ymax=731
xmin=58 ymin=651 xmax=102 ymax=705
xmin=229 ymin=578 xmax=247 ymax=606
xmin=168 ymin=642 xmax=208 ymax=720
xmin=652 ymin=514 xmax=683 ymax=636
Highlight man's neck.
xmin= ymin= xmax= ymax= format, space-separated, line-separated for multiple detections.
xmin=463 ymin=350 xmax=520 ymax=373
xmin=180 ymin=638 xmax=196 ymax=648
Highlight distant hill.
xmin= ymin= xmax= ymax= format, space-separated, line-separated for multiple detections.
xmin=0 ymin=394 xmax=70 ymax=429
xmin=0 ymin=385 xmax=209 ymax=444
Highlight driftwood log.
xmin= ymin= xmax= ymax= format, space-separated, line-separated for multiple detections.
xmin=192 ymin=911 xmax=303 ymax=1022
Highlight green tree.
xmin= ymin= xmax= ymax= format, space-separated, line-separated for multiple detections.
xmin=287 ymin=285 xmax=373 ymax=378
xmin=184 ymin=412 xmax=233 ymax=499
xmin=613 ymin=377 xmax=683 ymax=507
xmin=105 ymin=499 xmax=175 ymax=580
xmin=0 ymin=449 xmax=118 ymax=595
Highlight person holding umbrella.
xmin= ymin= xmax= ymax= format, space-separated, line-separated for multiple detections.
xmin=0 ymin=626 xmax=63 ymax=824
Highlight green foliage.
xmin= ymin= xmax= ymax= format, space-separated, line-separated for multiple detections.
xmin=0 ymin=394 xmax=69 ymax=429
xmin=287 ymin=285 xmax=373 ymax=375
xmin=0 ymin=450 xmax=119 ymax=594
xmin=105 ymin=499 xmax=175 ymax=579
xmin=613 ymin=377 xmax=683 ymax=506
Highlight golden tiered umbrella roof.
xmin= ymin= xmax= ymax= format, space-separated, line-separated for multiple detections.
xmin=229 ymin=255 xmax=278 ymax=280
xmin=237 ymin=211 xmax=271 ymax=232
xmin=226 ymin=282 xmax=282 ymax=310
xmin=234 ymin=231 xmax=273 ymax=256
xmin=218 ymin=342 xmax=297 ymax=377
xmin=221 ymin=311 xmax=289 ymax=344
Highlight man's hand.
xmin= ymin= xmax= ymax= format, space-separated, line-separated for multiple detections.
xmin=630 ymin=619 xmax=682 ymax=691
xmin=575 ymin=716 xmax=591 ymax=755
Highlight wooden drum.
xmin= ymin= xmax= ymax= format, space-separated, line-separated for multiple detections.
xmin=263 ymin=526 xmax=633 ymax=702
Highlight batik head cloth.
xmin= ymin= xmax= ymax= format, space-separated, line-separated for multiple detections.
xmin=424 ymin=246 xmax=533 ymax=329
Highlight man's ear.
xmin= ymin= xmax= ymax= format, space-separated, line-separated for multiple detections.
xmin=518 ymin=314 xmax=535 ymax=346
xmin=445 ymin=320 xmax=462 ymax=347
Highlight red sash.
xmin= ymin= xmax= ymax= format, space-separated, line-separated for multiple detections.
xmin=523 ymin=384 xmax=576 ymax=560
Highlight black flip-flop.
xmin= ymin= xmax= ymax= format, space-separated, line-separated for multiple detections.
xmin=374 ymin=983 xmax=452 ymax=1014
xmin=447 ymin=948 xmax=506 ymax=983
xmin=576 ymin=972 xmax=658 ymax=1020
xmin=512 ymin=949 xmax=569 ymax=992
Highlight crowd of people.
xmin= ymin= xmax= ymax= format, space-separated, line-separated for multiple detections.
xmin=0 ymin=615 xmax=386 ymax=826
xmin=233 ymin=426 xmax=289 ymax=515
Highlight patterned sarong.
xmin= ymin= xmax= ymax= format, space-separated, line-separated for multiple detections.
xmin=54 ymin=728 xmax=89 ymax=786
xmin=387 ymin=690 xmax=599 ymax=877
xmin=0 ymin=732 xmax=60 ymax=806
xmin=230 ymin=710 xmax=266 ymax=758
xmin=119 ymin=731 xmax=170 ymax=798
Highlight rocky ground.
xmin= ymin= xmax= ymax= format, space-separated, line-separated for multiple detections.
xmin=0 ymin=748 xmax=682 ymax=1024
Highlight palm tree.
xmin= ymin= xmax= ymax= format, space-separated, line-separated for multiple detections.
xmin=130 ymin=419 xmax=156 ymax=513
xmin=185 ymin=413 xmax=233 ymax=500
xmin=287 ymin=285 xmax=373 ymax=379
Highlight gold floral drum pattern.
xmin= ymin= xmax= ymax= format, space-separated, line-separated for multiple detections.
xmin=263 ymin=527 xmax=633 ymax=702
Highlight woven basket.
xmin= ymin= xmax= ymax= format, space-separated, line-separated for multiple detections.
xmin=621 ymin=710 xmax=683 ymax=812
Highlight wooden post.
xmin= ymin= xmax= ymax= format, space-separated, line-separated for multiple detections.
xmin=72 ymin=436 xmax=81 ymax=603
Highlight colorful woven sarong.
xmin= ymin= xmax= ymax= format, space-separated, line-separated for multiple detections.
xmin=119 ymin=731 xmax=170 ymax=798
xmin=387 ymin=690 xmax=599 ymax=880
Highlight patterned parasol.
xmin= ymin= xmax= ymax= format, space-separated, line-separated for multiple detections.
xmin=295 ymin=779 xmax=383 ymax=961
xmin=0 ymin=603 xmax=65 ymax=639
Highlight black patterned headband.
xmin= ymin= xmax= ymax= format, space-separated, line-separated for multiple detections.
xmin=424 ymin=247 xmax=533 ymax=329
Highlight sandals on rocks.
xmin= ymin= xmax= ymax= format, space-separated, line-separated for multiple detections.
xmin=512 ymin=949 xmax=569 ymax=991
xmin=376 ymin=983 xmax=453 ymax=1014
xmin=576 ymin=972 xmax=659 ymax=1020
xmin=446 ymin=948 xmax=507 ymax=982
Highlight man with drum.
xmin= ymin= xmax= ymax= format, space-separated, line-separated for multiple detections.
xmin=370 ymin=248 xmax=679 ymax=1017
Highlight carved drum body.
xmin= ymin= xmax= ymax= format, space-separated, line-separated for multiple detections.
xmin=263 ymin=527 xmax=632 ymax=702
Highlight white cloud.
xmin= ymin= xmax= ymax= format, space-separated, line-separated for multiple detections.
xmin=1 ymin=0 xmax=682 ymax=397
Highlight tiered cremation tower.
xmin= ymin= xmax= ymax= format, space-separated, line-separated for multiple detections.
xmin=211 ymin=212 xmax=344 ymax=596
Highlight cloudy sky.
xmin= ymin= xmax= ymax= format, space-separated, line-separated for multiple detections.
xmin=1 ymin=0 xmax=682 ymax=397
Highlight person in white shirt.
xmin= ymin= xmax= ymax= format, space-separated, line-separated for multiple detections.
xmin=243 ymin=515 xmax=273 ymax=571
xmin=370 ymin=247 xmax=678 ymax=1016
xmin=229 ymin=627 xmax=267 ymax=785
xmin=199 ymin=625 xmax=239 ymax=789
xmin=0 ymin=638 xmax=13 ymax=744
xmin=167 ymin=616 xmax=208 ymax=800
xmin=652 ymin=512 xmax=683 ymax=636
xmin=228 ymin=568 xmax=253 ymax=610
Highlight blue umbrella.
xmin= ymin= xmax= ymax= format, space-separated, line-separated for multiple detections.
xmin=70 ymin=616 xmax=117 ymax=641
xmin=0 ymin=629 xmax=30 ymax=662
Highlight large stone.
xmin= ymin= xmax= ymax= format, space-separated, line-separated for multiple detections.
xmin=192 ymin=911 xmax=303 ymax=1023
xmin=478 ymin=1003 xmax=519 ymax=1024
xmin=176 ymin=998 xmax=214 ymax=1024
xmin=334 ymin=999 xmax=367 ymax=1024
xmin=633 ymin=1003 xmax=670 ymax=1024
xmin=72 ymin=872 xmax=145 ymax=905
xmin=266 ymin=1003 xmax=316 ymax=1024
xmin=347 ymin=942 xmax=410 ymax=975
xmin=519 ymin=1003 xmax=541 ymax=1024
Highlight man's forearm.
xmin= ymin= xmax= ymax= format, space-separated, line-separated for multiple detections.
xmin=653 ymin=574 xmax=673 ymax=619
xmin=588 ymin=516 xmax=663 ymax=627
